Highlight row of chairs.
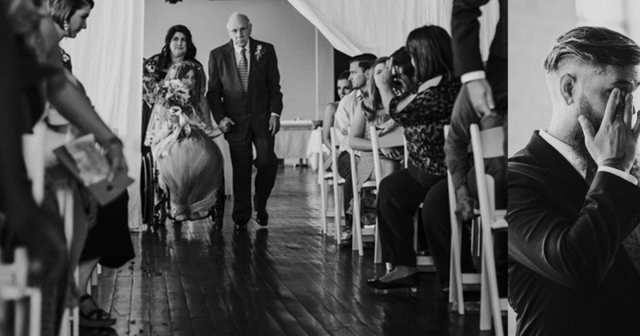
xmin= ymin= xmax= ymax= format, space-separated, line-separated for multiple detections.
xmin=0 ymin=126 xmax=104 ymax=336
xmin=317 ymin=124 xmax=513 ymax=335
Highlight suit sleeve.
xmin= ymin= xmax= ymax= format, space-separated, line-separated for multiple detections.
xmin=266 ymin=44 xmax=283 ymax=115
xmin=508 ymin=166 xmax=640 ymax=290
xmin=452 ymin=0 xmax=490 ymax=77
xmin=445 ymin=87 xmax=478 ymax=191
xmin=206 ymin=50 xmax=226 ymax=124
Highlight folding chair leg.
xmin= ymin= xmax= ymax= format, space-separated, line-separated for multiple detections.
xmin=30 ymin=290 xmax=42 ymax=336
xmin=374 ymin=221 xmax=382 ymax=264
xmin=320 ymin=179 xmax=328 ymax=234
xmin=334 ymin=181 xmax=342 ymax=245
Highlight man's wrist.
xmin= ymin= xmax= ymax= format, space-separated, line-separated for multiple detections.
xmin=460 ymin=70 xmax=485 ymax=84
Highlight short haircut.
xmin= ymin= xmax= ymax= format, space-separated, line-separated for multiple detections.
xmin=337 ymin=70 xmax=350 ymax=81
xmin=406 ymin=25 xmax=453 ymax=82
xmin=543 ymin=26 xmax=640 ymax=73
xmin=48 ymin=0 xmax=95 ymax=29
xmin=350 ymin=53 xmax=377 ymax=72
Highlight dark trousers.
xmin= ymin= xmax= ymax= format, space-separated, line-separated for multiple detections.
xmin=337 ymin=151 xmax=353 ymax=226
xmin=228 ymin=129 xmax=278 ymax=224
xmin=423 ymin=177 xmax=476 ymax=285
xmin=377 ymin=163 xmax=443 ymax=267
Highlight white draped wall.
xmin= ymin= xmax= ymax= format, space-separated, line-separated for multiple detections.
xmin=287 ymin=0 xmax=499 ymax=59
xmin=60 ymin=0 xmax=144 ymax=229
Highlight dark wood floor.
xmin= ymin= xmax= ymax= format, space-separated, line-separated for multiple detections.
xmin=92 ymin=166 xmax=504 ymax=336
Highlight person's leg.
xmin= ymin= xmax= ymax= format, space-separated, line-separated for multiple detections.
xmin=336 ymin=151 xmax=353 ymax=231
xmin=376 ymin=168 xmax=426 ymax=281
xmin=228 ymin=137 xmax=253 ymax=226
xmin=252 ymin=135 xmax=278 ymax=219
xmin=422 ymin=177 xmax=454 ymax=285
xmin=77 ymin=258 xmax=99 ymax=303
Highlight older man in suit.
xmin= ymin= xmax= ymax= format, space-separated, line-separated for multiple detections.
xmin=207 ymin=12 xmax=283 ymax=231
xmin=509 ymin=26 xmax=640 ymax=335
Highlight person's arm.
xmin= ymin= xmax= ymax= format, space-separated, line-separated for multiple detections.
xmin=348 ymin=105 xmax=373 ymax=151
xmin=445 ymin=86 xmax=480 ymax=221
xmin=452 ymin=0 xmax=496 ymax=117
xmin=509 ymin=89 xmax=640 ymax=289
xmin=266 ymin=43 xmax=283 ymax=135
xmin=322 ymin=102 xmax=337 ymax=149
xmin=45 ymin=66 xmax=127 ymax=182
xmin=508 ymin=167 xmax=640 ymax=289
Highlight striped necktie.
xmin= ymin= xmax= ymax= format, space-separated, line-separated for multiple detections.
xmin=239 ymin=47 xmax=248 ymax=92
xmin=586 ymin=166 xmax=640 ymax=274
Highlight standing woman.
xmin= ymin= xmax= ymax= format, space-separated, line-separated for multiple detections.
xmin=142 ymin=25 xmax=200 ymax=153
xmin=48 ymin=0 xmax=134 ymax=328
xmin=367 ymin=25 xmax=461 ymax=289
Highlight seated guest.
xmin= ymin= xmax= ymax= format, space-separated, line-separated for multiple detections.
xmin=334 ymin=53 xmax=377 ymax=243
xmin=322 ymin=70 xmax=353 ymax=150
xmin=367 ymin=25 xmax=461 ymax=289
xmin=348 ymin=57 xmax=403 ymax=191
xmin=509 ymin=26 xmax=640 ymax=335
xmin=427 ymin=0 xmax=508 ymax=293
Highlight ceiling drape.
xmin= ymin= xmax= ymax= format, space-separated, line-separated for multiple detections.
xmin=287 ymin=0 xmax=499 ymax=58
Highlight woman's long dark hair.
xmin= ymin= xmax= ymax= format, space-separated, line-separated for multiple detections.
xmin=406 ymin=25 xmax=454 ymax=83
xmin=157 ymin=25 xmax=197 ymax=71
xmin=169 ymin=60 xmax=205 ymax=108
xmin=361 ymin=57 xmax=388 ymax=121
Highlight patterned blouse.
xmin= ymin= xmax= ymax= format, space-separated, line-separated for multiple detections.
xmin=389 ymin=78 xmax=461 ymax=176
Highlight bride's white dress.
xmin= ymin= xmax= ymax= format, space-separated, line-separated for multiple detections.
xmin=145 ymin=98 xmax=223 ymax=220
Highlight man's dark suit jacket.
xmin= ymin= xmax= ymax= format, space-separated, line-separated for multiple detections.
xmin=508 ymin=132 xmax=640 ymax=336
xmin=452 ymin=0 xmax=506 ymax=113
xmin=206 ymin=38 xmax=283 ymax=142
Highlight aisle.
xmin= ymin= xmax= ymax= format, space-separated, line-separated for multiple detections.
xmin=92 ymin=166 xmax=500 ymax=336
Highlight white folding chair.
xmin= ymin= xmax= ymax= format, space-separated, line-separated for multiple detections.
xmin=344 ymin=142 xmax=377 ymax=256
xmin=0 ymin=247 xmax=42 ymax=336
xmin=318 ymin=128 xmax=345 ymax=236
xmin=470 ymin=124 xmax=508 ymax=335
xmin=329 ymin=128 xmax=347 ymax=244
xmin=55 ymin=185 xmax=79 ymax=336
xmin=446 ymin=124 xmax=482 ymax=314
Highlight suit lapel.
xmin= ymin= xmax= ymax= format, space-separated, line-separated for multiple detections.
xmin=526 ymin=131 xmax=590 ymax=207
xmin=247 ymin=38 xmax=258 ymax=94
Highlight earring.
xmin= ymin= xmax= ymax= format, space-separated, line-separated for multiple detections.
xmin=63 ymin=21 xmax=70 ymax=33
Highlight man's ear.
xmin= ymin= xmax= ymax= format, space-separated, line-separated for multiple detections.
xmin=559 ymin=73 xmax=576 ymax=105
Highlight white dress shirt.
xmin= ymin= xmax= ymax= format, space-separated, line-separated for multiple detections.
xmin=539 ymin=129 xmax=638 ymax=185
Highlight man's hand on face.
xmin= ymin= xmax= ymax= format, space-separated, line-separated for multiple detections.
xmin=579 ymin=88 xmax=640 ymax=173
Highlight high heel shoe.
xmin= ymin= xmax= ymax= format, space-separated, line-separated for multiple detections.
xmin=367 ymin=273 xmax=419 ymax=290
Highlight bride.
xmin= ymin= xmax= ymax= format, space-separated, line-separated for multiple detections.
xmin=145 ymin=60 xmax=224 ymax=221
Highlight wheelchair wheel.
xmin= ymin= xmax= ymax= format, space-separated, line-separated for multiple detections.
xmin=141 ymin=153 xmax=155 ymax=225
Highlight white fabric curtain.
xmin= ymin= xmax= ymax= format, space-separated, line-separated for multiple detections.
xmin=60 ymin=0 xmax=144 ymax=229
xmin=287 ymin=0 xmax=499 ymax=59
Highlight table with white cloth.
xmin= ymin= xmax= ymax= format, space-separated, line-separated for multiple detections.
xmin=274 ymin=121 xmax=323 ymax=169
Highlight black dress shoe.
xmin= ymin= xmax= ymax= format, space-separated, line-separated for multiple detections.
xmin=255 ymin=210 xmax=269 ymax=227
xmin=234 ymin=222 xmax=248 ymax=231
xmin=367 ymin=273 xmax=419 ymax=290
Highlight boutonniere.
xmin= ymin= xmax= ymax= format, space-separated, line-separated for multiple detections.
xmin=255 ymin=44 xmax=266 ymax=62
